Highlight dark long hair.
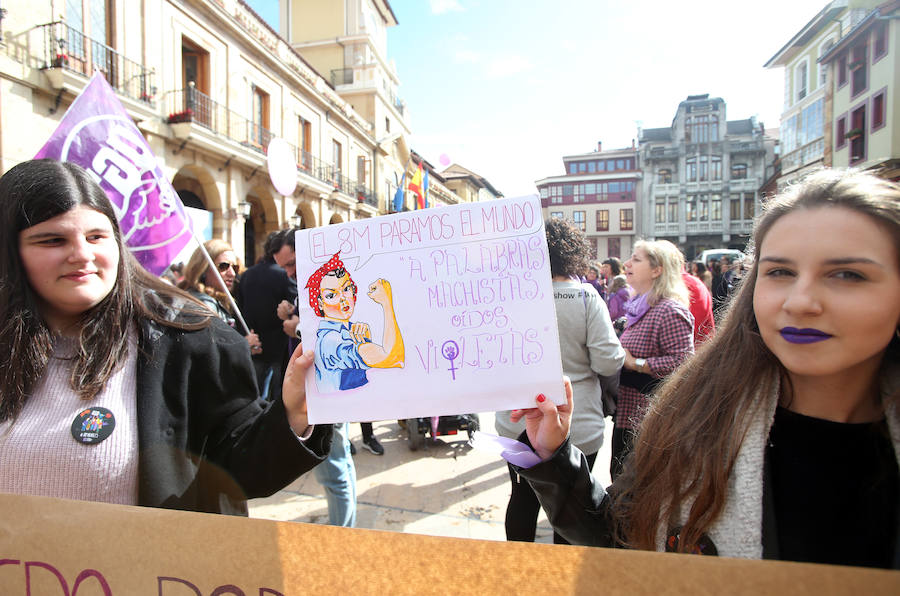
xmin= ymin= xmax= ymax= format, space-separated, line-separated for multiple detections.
xmin=612 ymin=169 xmax=900 ymax=552
xmin=0 ymin=159 xmax=210 ymax=421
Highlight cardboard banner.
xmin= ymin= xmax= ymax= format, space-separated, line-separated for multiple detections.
xmin=295 ymin=195 xmax=565 ymax=423
xmin=1 ymin=493 xmax=898 ymax=595
xmin=35 ymin=73 xmax=193 ymax=275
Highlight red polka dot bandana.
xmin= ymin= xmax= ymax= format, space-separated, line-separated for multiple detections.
xmin=305 ymin=252 xmax=350 ymax=317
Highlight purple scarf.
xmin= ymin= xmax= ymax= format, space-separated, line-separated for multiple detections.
xmin=624 ymin=292 xmax=651 ymax=328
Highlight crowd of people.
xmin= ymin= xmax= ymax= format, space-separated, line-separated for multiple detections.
xmin=0 ymin=159 xmax=897 ymax=570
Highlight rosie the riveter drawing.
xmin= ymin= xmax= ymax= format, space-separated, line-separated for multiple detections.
xmin=305 ymin=252 xmax=404 ymax=393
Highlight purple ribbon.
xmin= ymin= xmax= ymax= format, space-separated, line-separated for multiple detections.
xmin=469 ymin=431 xmax=543 ymax=468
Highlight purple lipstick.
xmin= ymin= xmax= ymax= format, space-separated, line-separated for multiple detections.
xmin=780 ymin=327 xmax=832 ymax=344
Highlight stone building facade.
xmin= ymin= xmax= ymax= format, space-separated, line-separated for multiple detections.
xmin=638 ymin=94 xmax=776 ymax=259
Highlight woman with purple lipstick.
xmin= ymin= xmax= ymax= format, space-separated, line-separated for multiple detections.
xmin=509 ymin=169 xmax=900 ymax=568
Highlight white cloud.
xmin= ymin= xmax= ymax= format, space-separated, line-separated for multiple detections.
xmin=430 ymin=0 xmax=464 ymax=15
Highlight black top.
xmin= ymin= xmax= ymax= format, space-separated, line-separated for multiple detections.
xmin=767 ymin=406 xmax=899 ymax=568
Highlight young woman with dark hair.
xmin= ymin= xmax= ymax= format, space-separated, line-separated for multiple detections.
xmin=510 ymin=169 xmax=900 ymax=568
xmin=0 ymin=159 xmax=330 ymax=514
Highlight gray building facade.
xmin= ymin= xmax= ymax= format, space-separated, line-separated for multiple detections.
xmin=638 ymin=94 xmax=776 ymax=259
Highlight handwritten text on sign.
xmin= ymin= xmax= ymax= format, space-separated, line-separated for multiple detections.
xmin=297 ymin=196 xmax=564 ymax=424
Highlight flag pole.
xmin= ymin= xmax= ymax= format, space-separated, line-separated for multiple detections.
xmin=399 ymin=154 xmax=413 ymax=211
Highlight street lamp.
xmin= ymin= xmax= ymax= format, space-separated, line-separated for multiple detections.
xmin=237 ymin=200 xmax=252 ymax=219
xmin=290 ymin=213 xmax=302 ymax=228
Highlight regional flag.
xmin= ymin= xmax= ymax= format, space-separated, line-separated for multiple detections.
xmin=392 ymin=171 xmax=406 ymax=212
xmin=34 ymin=73 xmax=193 ymax=275
xmin=408 ymin=162 xmax=425 ymax=210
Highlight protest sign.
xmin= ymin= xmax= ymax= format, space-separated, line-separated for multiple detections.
xmin=34 ymin=73 xmax=192 ymax=275
xmin=296 ymin=195 xmax=565 ymax=423
xmin=1 ymin=493 xmax=897 ymax=595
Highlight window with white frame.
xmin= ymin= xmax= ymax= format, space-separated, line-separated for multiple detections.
xmin=796 ymin=61 xmax=808 ymax=102
xmin=819 ymin=38 xmax=835 ymax=87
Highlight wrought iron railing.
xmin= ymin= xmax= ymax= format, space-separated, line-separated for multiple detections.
xmin=163 ymin=88 xmax=377 ymax=206
xmin=35 ymin=21 xmax=155 ymax=104
xmin=165 ymin=86 xmax=273 ymax=153
xmin=385 ymin=86 xmax=405 ymax=116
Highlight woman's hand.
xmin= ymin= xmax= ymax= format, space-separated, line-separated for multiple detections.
xmin=350 ymin=322 xmax=371 ymax=345
xmin=277 ymin=299 xmax=295 ymax=321
xmin=246 ymin=330 xmax=262 ymax=355
xmin=282 ymin=344 xmax=314 ymax=436
xmin=510 ymin=377 xmax=573 ymax=461
xmin=622 ymin=348 xmax=637 ymax=371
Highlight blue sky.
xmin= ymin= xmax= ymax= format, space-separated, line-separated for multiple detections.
xmin=247 ymin=0 xmax=828 ymax=197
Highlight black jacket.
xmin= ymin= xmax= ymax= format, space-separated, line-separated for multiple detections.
xmin=135 ymin=311 xmax=330 ymax=515
xmin=235 ymin=259 xmax=297 ymax=364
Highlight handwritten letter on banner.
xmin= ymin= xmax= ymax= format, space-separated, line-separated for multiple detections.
xmin=297 ymin=196 xmax=564 ymax=424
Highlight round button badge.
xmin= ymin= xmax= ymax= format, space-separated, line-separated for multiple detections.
xmin=71 ymin=407 xmax=116 ymax=445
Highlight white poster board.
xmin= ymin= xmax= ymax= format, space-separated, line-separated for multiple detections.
xmin=296 ymin=196 xmax=565 ymax=423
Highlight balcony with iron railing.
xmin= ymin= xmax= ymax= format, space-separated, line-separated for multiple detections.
xmin=384 ymin=85 xmax=406 ymax=117
xmin=164 ymin=87 xmax=378 ymax=208
xmin=165 ymin=86 xmax=273 ymax=153
xmin=35 ymin=21 xmax=156 ymax=105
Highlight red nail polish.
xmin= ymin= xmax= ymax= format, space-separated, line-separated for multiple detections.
xmin=536 ymin=394 xmax=546 ymax=403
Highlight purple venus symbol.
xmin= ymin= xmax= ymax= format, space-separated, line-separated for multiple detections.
xmin=441 ymin=340 xmax=460 ymax=381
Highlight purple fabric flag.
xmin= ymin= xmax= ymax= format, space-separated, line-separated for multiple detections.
xmin=34 ymin=73 xmax=192 ymax=275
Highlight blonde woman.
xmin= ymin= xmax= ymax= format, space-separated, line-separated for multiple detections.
xmin=611 ymin=239 xmax=694 ymax=478
xmin=178 ymin=239 xmax=261 ymax=354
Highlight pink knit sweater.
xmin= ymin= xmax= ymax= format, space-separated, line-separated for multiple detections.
xmin=0 ymin=332 xmax=139 ymax=505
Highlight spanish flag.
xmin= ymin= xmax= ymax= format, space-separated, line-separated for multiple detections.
xmin=408 ymin=162 xmax=425 ymax=210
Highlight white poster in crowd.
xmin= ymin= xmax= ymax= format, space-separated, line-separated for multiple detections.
xmin=296 ymin=196 xmax=565 ymax=424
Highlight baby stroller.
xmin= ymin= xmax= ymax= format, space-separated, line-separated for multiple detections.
xmin=404 ymin=414 xmax=480 ymax=451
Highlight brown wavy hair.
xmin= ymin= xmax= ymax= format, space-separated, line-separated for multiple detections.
xmin=611 ymin=169 xmax=900 ymax=552
xmin=0 ymin=159 xmax=210 ymax=422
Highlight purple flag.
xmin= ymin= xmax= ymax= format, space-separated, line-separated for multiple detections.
xmin=35 ymin=73 xmax=192 ymax=275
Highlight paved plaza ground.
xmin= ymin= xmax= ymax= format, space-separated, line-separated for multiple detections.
xmin=249 ymin=412 xmax=614 ymax=543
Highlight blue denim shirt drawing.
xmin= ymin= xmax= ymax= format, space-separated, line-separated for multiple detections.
xmin=315 ymin=319 xmax=371 ymax=392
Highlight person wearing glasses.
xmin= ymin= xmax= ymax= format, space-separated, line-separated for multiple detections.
xmin=178 ymin=239 xmax=262 ymax=355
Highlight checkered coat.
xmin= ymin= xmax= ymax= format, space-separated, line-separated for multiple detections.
xmin=614 ymin=298 xmax=694 ymax=430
